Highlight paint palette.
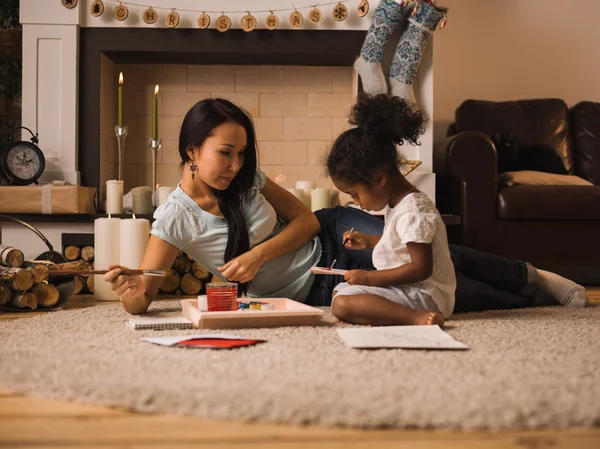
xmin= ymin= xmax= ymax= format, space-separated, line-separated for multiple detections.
xmin=181 ymin=297 xmax=324 ymax=329
xmin=310 ymin=267 xmax=348 ymax=276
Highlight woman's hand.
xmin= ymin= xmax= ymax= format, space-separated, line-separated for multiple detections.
xmin=342 ymin=230 xmax=370 ymax=250
xmin=218 ymin=249 xmax=264 ymax=283
xmin=344 ymin=269 xmax=372 ymax=286
xmin=104 ymin=265 xmax=146 ymax=302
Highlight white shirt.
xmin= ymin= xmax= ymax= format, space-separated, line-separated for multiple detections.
xmin=372 ymin=192 xmax=456 ymax=318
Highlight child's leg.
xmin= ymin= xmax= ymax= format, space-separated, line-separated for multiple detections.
xmin=333 ymin=293 xmax=444 ymax=327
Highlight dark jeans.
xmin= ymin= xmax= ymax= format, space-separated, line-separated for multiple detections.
xmin=308 ymin=206 xmax=536 ymax=312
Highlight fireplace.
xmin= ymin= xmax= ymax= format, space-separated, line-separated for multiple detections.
xmin=21 ymin=0 xmax=436 ymax=209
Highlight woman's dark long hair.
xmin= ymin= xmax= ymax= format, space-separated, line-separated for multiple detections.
xmin=326 ymin=94 xmax=426 ymax=186
xmin=179 ymin=98 xmax=258 ymax=294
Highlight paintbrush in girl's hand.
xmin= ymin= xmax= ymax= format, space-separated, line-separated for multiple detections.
xmin=48 ymin=269 xmax=172 ymax=277
xmin=329 ymin=227 xmax=354 ymax=269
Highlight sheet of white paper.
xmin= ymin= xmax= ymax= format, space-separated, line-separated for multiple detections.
xmin=337 ymin=325 xmax=469 ymax=350
xmin=141 ymin=334 xmax=252 ymax=347
xmin=310 ymin=267 xmax=348 ymax=276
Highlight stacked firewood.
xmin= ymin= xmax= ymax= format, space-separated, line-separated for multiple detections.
xmin=62 ymin=244 xmax=95 ymax=295
xmin=0 ymin=244 xmax=76 ymax=310
xmin=159 ymin=251 xmax=212 ymax=296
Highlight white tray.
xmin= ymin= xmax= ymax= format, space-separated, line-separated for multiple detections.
xmin=181 ymin=298 xmax=324 ymax=329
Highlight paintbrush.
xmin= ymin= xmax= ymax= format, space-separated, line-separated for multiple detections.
xmin=329 ymin=227 xmax=354 ymax=269
xmin=48 ymin=269 xmax=172 ymax=277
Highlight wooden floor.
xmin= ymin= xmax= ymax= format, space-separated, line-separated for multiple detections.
xmin=1 ymin=289 xmax=599 ymax=448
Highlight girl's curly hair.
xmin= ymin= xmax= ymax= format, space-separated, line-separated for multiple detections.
xmin=326 ymin=94 xmax=426 ymax=186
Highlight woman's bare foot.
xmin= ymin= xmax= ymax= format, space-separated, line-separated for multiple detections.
xmin=413 ymin=311 xmax=445 ymax=327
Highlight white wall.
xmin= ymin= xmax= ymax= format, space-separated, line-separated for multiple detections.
xmin=433 ymin=0 xmax=600 ymax=143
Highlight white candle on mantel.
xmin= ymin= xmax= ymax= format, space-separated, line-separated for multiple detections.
xmin=157 ymin=186 xmax=176 ymax=207
xmin=311 ymin=188 xmax=331 ymax=212
xmin=106 ymin=180 xmax=124 ymax=214
xmin=120 ymin=216 xmax=150 ymax=270
xmin=286 ymin=188 xmax=305 ymax=204
xmin=295 ymin=180 xmax=315 ymax=209
xmin=132 ymin=186 xmax=153 ymax=214
xmin=94 ymin=217 xmax=121 ymax=301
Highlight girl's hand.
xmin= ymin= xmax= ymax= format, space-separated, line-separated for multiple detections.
xmin=218 ymin=249 xmax=264 ymax=284
xmin=342 ymin=230 xmax=369 ymax=250
xmin=344 ymin=269 xmax=372 ymax=286
xmin=104 ymin=265 xmax=146 ymax=301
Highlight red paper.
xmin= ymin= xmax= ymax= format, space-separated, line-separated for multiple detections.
xmin=176 ymin=338 xmax=264 ymax=349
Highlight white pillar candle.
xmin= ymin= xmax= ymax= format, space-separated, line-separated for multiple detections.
xmin=286 ymin=188 xmax=305 ymax=203
xmin=120 ymin=217 xmax=150 ymax=270
xmin=132 ymin=186 xmax=154 ymax=215
xmin=157 ymin=186 xmax=176 ymax=207
xmin=106 ymin=180 xmax=124 ymax=214
xmin=94 ymin=217 xmax=121 ymax=301
xmin=295 ymin=180 xmax=315 ymax=209
xmin=311 ymin=188 xmax=331 ymax=212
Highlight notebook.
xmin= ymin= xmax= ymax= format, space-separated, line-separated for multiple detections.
xmin=125 ymin=317 xmax=194 ymax=330
xmin=337 ymin=325 xmax=469 ymax=350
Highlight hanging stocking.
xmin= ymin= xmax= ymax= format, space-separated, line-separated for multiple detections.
xmin=389 ymin=1 xmax=446 ymax=106
xmin=354 ymin=0 xmax=406 ymax=96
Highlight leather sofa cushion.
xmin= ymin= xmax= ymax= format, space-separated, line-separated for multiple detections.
xmin=498 ymin=171 xmax=593 ymax=188
xmin=571 ymin=101 xmax=600 ymax=185
xmin=497 ymin=185 xmax=600 ymax=220
xmin=455 ymin=99 xmax=574 ymax=173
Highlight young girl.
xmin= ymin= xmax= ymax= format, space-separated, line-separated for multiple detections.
xmin=326 ymin=94 xmax=455 ymax=327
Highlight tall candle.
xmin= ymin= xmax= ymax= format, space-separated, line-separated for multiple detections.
xmin=120 ymin=217 xmax=150 ymax=270
xmin=311 ymin=188 xmax=331 ymax=212
xmin=295 ymin=180 xmax=315 ymax=209
xmin=132 ymin=186 xmax=153 ymax=214
xmin=157 ymin=186 xmax=176 ymax=207
xmin=152 ymin=84 xmax=159 ymax=139
xmin=106 ymin=180 xmax=124 ymax=214
xmin=118 ymin=72 xmax=123 ymax=126
xmin=286 ymin=188 xmax=305 ymax=204
xmin=94 ymin=217 xmax=121 ymax=301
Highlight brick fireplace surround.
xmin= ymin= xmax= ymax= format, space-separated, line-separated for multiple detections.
xmin=5 ymin=0 xmax=435 ymax=259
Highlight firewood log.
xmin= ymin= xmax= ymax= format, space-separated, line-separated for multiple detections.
xmin=0 ymin=245 xmax=24 ymax=268
xmin=173 ymin=257 xmax=192 ymax=274
xmin=23 ymin=263 xmax=50 ymax=284
xmin=49 ymin=260 xmax=92 ymax=272
xmin=10 ymin=292 xmax=37 ymax=309
xmin=85 ymin=274 xmax=94 ymax=293
xmin=81 ymin=246 xmax=95 ymax=262
xmin=0 ymin=282 xmax=10 ymax=306
xmin=31 ymin=283 xmax=60 ymax=308
xmin=72 ymin=276 xmax=85 ymax=295
xmin=159 ymin=273 xmax=180 ymax=293
xmin=64 ymin=246 xmax=81 ymax=261
xmin=191 ymin=262 xmax=209 ymax=280
xmin=0 ymin=267 xmax=34 ymax=291
xmin=181 ymin=273 xmax=202 ymax=295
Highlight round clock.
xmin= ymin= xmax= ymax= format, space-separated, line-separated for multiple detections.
xmin=0 ymin=127 xmax=45 ymax=186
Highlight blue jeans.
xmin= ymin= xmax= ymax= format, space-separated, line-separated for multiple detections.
xmin=309 ymin=206 xmax=536 ymax=312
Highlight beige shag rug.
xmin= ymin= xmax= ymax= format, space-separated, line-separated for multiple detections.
xmin=1 ymin=300 xmax=599 ymax=430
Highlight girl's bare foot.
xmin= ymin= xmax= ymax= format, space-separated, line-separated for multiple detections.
xmin=414 ymin=311 xmax=445 ymax=328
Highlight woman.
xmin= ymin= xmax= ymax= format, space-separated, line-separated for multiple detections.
xmin=106 ymin=98 xmax=588 ymax=314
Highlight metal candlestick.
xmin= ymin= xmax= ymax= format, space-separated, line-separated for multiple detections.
xmin=148 ymin=137 xmax=162 ymax=207
xmin=114 ymin=126 xmax=129 ymax=181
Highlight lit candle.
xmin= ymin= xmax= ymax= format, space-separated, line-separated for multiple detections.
xmin=120 ymin=216 xmax=150 ymax=270
xmin=94 ymin=217 xmax=121 ymax=301
xmin=311 ymin=188 xmax=331 ymax=212
xmin=157 ymin=186 xmax=176 ymax=206
xmin=118 ymin=72 xmax=124 ymax=126
xmin=131 ymin=186 xmax=153 ymax=214
xmin=152 ymin=84 xmax=159 ymax=139
xmin=106 ymin=180 xmax=124 ymax=214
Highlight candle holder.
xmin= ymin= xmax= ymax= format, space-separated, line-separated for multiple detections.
xmin=114 ymin=126 xmax=129 ymax=181
xmin=148 ymin=137 xmax=162 ymax=207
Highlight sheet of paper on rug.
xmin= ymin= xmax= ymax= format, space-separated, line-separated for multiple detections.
xmin=310 ymin=267 xmax=348 ymax=276
xmin=141 ymin=334 xmax=265 ymax=349
xmin=125 ymin=317 xmax=194 ymax=330
xmin=337 ymin=325 xmax=469 ymax=350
